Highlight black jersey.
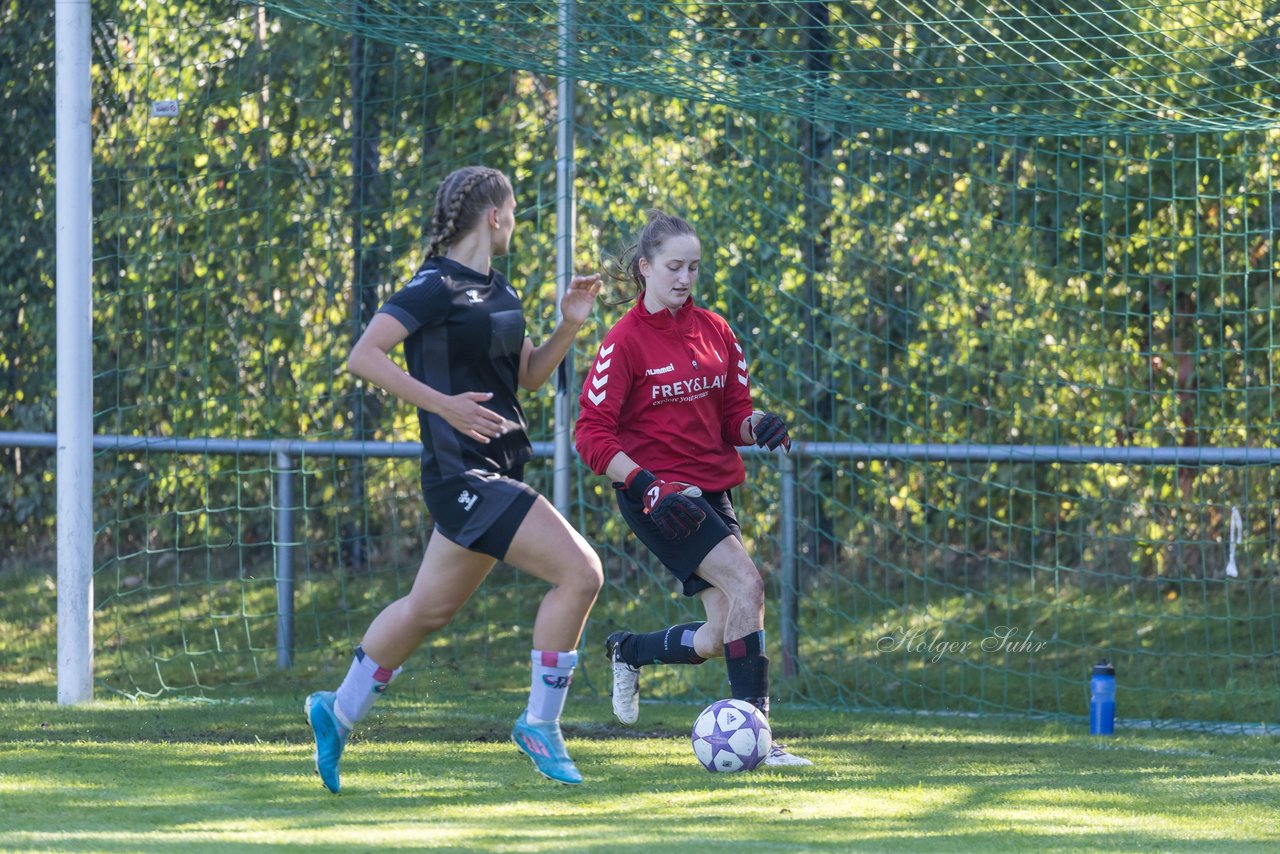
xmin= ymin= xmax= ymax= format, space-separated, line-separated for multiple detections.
xmin=377 ymin=256 xmax=532 ymax=482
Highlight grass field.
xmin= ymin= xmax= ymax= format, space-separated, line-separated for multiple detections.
xmin=3 ymin=559 xmax=1279 ymax=851
xmin=6 ymin=551 xmax=1278 ymax=725
xmin=2 ymin=688 xmax=1279 ymax=852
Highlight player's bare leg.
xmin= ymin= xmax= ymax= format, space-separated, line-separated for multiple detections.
xmin=503 ymin=496 xmax=603 ymax=784
xmin=307 ymin=533 xmax=496 ymax=793
xmin=693 ymin=538 xmax=812 ymax=767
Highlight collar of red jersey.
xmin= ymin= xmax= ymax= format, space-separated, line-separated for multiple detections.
xmin=634 ymin=290 xmax=694 ymax=324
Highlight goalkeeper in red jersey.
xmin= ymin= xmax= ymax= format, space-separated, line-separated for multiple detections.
xmin=575 ymin=209 xmax=811 ymax=767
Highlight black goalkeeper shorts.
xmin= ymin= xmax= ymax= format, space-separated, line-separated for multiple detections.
xmin=616 ymin=487 xmax=742 ymax=597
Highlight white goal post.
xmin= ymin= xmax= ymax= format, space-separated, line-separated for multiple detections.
xmin=55 ymin=0 xmax=95 ymax=704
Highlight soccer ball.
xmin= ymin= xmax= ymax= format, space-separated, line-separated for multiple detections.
xmin=691 ymin=699 xmax=771 ymax=772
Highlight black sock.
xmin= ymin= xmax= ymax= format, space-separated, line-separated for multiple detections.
xmin=725 ymin=629 xmax=770 ymax=717
xmin=619 ymin=622 xmax=707 ymax=667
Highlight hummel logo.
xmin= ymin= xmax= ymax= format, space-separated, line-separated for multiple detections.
xmin=458 ymin=490 xmax=478 ymax=511
xmin=645 ymin=363 xmax=674 ymax=376
xmin=587 ymin=343 xmax=615 ymax=405
xmin=466 ymin=289 xmax=483 ymax=303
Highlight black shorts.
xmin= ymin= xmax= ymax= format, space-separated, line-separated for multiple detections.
xmin=616 ymin=487 xmax=742 ymax=597
xmin=421 ymin=466 xmax=539 ymax=561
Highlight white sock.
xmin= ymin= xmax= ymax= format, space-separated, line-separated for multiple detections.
xmin=525 ymin=649 xmax=578 ymax=724
xmin=334 ymin=645 xmax=401 ymax=729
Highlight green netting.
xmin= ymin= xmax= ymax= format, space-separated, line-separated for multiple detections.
xmin=29 ymin=1 xmax=1280 ymax=730
xmin=258 ymin=0 xmax=1280 ymax=135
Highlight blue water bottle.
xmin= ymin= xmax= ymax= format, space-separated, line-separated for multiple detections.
xmin=1089 ymin=659 xmax=1116 ymax=735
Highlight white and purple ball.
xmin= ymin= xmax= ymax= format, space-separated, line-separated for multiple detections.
xmin=691 ymin=699 xmax=771 ymax=772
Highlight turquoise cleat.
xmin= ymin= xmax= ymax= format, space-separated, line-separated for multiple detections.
xmin=305 ymin=691 xmax=350 ymax=794
xmin=511 ymin=711 xmax=583 ymax=785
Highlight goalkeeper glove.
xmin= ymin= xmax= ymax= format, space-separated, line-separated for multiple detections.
xmin=751 ymin=411 xmax=792 ymax=452
xmin=620 ymin=467 xmax=706 ymax=540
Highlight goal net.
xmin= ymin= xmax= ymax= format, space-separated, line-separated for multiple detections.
xmin=40 ymin=0 xmax=1280 ymax=729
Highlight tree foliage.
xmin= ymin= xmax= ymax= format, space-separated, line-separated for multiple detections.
xmin=2 ymin=1 xmax=1278 ymax=585
xmin=0 ymin=0 xmax=56 ymax=550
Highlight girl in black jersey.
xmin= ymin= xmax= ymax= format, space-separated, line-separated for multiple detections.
xmin=306 ymin=166 xmax=604 ymax=789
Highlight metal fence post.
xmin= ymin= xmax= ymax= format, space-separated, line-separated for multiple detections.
xmin=274 ymin=450 xmax=295 ymax=668
xmin=552 ymin=0 xmax=577 ymax=519
xmin=779 ymin=448 xmax=798 ymax=678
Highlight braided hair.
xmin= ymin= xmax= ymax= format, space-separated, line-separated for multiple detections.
xmin=608 ymin=208 xmax=698 ymax=303
xmin=426 ymin=166 xmax=514 ymax=258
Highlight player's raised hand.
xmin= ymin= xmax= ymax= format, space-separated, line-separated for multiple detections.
xmin=751 ymin=411 xmax=792 ymax=453
xmin=560 ymin=273 xmax=603 ymax=327
xmin=438 ymin=391 xmax=512 ymax=443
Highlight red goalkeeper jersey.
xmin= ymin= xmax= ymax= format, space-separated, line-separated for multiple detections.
xmin=575 ymin=295 xmax=756 ymax=491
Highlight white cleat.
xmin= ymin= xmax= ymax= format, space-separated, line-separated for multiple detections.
xmin=605 ymin=631 xmax=640 ymax=725
xmin=764 ymin=743 xmax=813 ymax=767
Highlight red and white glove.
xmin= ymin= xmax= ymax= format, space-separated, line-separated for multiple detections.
xmin=751 ymin=411 xmax=792 ymax=452
xmin=621 ymin=468 xmax=706 ymax=540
